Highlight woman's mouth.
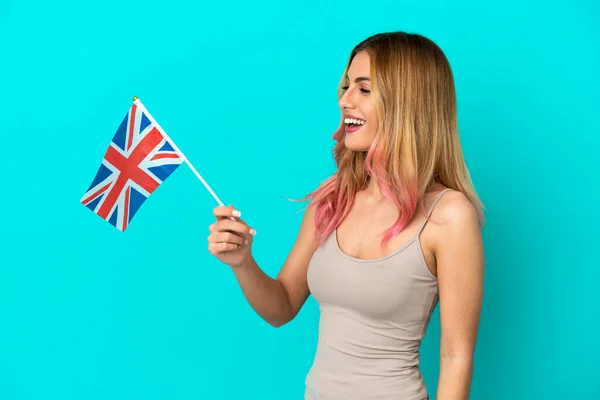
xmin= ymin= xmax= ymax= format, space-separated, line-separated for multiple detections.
xmin=344 ymin=117 xmax=366 ymax=133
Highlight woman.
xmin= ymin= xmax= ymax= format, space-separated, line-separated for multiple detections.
xmin=207 ymin=31 xmax=485 ymax=400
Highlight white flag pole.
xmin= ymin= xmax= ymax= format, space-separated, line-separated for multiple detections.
xmin=132 ymin=96 xmax=226 ymax=207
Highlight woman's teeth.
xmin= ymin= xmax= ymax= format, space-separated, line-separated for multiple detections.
xmin=344 ymin=118 xmax=366 ymax=125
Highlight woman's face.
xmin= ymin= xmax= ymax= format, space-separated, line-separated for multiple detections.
xmin=339 ymin=50 xmax=378 ymax=151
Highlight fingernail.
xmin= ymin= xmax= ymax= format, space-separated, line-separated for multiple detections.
xmin=249 ymin=228 xmax=256 ymax=236
xmin=232 ymin=210 xmax=241 ymax=217
xmin=244 ymin=239 xmax=249 ymax=245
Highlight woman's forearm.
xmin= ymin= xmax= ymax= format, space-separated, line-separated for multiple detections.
xmin=231 ymin=255 xmax=294 ymax=327
xmin=436 ymin=355 xmax=474 ymax=400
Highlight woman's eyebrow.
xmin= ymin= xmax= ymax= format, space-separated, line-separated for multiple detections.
xmin=346 ymin=75 xmax=371 ymax=83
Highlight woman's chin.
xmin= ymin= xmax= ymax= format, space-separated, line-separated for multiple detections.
xmin=344 ymin=136 xmax=372 ymax=152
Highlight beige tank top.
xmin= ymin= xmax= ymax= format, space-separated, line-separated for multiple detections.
xmin=304 ymin=189 xmax=451 ymax=400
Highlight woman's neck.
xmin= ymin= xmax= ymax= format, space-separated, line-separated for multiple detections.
xmin=362 ymin=178 xmax=385 ymax=202
xmin=362 ymin=177 xmax=444 ymax=202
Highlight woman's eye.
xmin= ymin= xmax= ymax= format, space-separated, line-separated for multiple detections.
xmin=340 ymin=85 xmax=370 ymax=94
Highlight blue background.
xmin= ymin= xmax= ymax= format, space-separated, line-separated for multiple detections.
xmin=1 ymin=0 xmax=598 ymax=399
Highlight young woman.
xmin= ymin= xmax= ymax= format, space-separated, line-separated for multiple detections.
xmin=207 ymin=31 xmax=485 ymax=400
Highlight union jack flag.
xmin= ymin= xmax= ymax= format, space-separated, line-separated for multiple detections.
xmin=81 ymin=101 xmax=184 ymax=231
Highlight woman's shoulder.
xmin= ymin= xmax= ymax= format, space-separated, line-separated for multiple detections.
xmin=428 ymin=186 xmax=481 ymax=232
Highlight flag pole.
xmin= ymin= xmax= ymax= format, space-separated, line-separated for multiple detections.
xmin=132 ymin=96 xmax=225 ymax=207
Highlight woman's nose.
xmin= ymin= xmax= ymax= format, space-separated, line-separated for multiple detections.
xmin=338 ymin=89 xmax=355 ymax=110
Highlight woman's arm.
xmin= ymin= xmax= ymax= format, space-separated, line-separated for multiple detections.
xmin=211 ymin=204 xmax=320 ymax=328
xmin=433 ymin=191 xmax=484 ymax=400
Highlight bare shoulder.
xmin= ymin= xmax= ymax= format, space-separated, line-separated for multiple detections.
xmin=434 ymin=189 xmax=481 ymax=228
xmin=429 ymin=189 xmax=484 ymax=266
xmin=273 ymin=198 xmax=321 ymax=319
xmin=301 ymin=200 xmax=318 ymax=231
xmin=428 ymin=189 xmax=482 ymax=256
xmin=296 ymin=180 xmax=331 ymax=246
xmin=287 ymin=199 xmax=320 ymax=261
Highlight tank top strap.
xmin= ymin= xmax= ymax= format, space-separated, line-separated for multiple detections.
xmin=416 ymin=188 xmax=452 ymax=234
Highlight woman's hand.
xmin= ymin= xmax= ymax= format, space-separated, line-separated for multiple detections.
xmin=207 ymin=205 xmax=256 ymax=268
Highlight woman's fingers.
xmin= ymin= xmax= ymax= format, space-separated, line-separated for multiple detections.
xmin=207 ymin=205 xmax=255 ymax=261
xmin=208 ymin=242 xmax=241 ymax=255
xmin=210 ymin=219 xmax=255 ymax=237
xmin=210 ymin=206 xmax=256 ymax=237
xmin=208 ymin=231 xmax=246 ymax=246
xmin=207 ymin=229 xmax=251 ymax=257
xmin=213 ymin=205 xmax=242 ymax=219
xmin=213 ymin=205 xmax=251 ymax=228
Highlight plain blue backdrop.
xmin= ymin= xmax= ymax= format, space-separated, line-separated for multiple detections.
xmin=1 ymin=0 xmax=598 ymax=399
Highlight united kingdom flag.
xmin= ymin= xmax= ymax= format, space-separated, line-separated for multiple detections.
xmin=81 ymin=101 xmax=183 ymax=231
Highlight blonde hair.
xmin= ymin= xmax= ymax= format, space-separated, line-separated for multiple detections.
xmin=297 ymin=31 xmax=484 ymax=248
